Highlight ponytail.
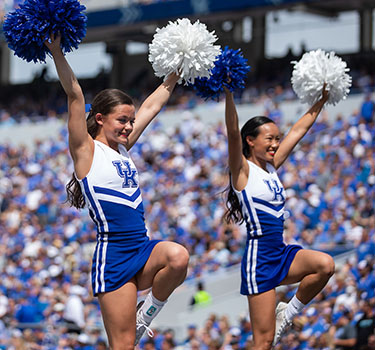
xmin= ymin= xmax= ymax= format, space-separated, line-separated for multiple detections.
xmin=223 ymin=175 xmax=244 ymax=224
xmin=66 ymin=176 xmax=85 ymax=209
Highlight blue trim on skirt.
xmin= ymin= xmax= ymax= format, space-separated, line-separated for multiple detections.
xmin=91 ymin=232 xmax=161 ymax=296
xmin=240 ymin=233 xmax=302 ymax=295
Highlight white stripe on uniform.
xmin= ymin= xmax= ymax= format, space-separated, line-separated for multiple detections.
xmin=100 ymin=234 xmax=108 ymax=293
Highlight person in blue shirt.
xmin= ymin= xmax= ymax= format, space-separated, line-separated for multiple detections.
xmin=356 ymin=260 xmax=375 ymax=299
xmin=15 ymin=297 xmax=40 ymax=324
xmin=360 ymin=94 xmax=374 ymax=124
xmin=357 ymin=230 xmax=375 ymax=262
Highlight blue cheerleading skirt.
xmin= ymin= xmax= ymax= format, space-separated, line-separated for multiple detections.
xmin=91 ymin=232 xmax=161 ymax=296
xmin=240 ymin=233 xmax=302 ymax=295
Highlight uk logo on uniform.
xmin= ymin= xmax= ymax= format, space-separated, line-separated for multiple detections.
xmin=264 ymin=179 xmax=285 ymax=201
xmin=112 ymin=160 xmax=138 ymax=188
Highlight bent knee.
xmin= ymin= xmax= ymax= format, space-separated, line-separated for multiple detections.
xmin=167 ymin=244 xmax=189 ymax=271
xmin=318 ymin=254 xmax=335 ymax=278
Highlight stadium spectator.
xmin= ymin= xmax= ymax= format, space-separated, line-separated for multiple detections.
xmin=143 ymin=339 xmax=156 ymax=350
xmin=63 ymin=285 xmax=86 ymax=333
xmin=330 ymin=310 xmax=357 ymax=350
xmin=355 ymin=301 xmax=375 ymax=350
xmin=75 ymin=333 xmax=93 ymax=350
xmin=182 ymin=324 xmax=199 ymax=346
xmin=334 ymin=284 xmax=358 ymax=315
xmin=96 ymin=338 xmax=109 ymax=350
xmin=160 ymin=329 xmax=176 ymax=350
xmin=360 ymin=94 xmax=374 ymax=124
xmin=190 ymin=281 xmax=212 ymax=308
xmin=14 ymin=296 xmax=41 ymax=325
xmin=365 ymin=334 xmax=375 ymax=350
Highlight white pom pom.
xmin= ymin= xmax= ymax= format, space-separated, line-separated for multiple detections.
xmin=291 ymin=49 xmax=352 ymax=105
xmin=148 ymin=18 xmax=221 ymax=85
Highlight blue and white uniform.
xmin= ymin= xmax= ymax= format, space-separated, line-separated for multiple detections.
xmin=78 ymin=140 xmax=159 ymax=295
xmin=234 ymin=161 xmax=302 ymax=295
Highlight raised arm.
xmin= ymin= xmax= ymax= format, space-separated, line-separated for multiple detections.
xmin=45 ymin=36 xmax=93 ymax=178
xmin=273 ymin=87 xmax=328 ymax=169
xmin=127 ymin=73 xmax=179 ymax=150
xmin=224 ymin=88 xmax=249 ymax=191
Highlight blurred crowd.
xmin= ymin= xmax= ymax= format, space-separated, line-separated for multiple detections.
xmin=0 ymin=51 xmax=374 ymax=125
xmin=0 ymin=86 xmax=374 ymax=349
xmin=139 ymin=296 xmax=375 ymax=350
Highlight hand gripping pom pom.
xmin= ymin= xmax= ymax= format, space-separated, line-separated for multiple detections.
xmin=291 ymin=49 xmax=352 ymax=106
xmin=3 ymin=0 xmax=87 ymax=63
xmin=148 ymin=18 xmax=221 ymax=85
xmin=193 ymin=46 xmax=251 ymax=100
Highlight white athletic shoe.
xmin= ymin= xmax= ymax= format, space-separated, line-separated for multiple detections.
xmin=135 ymin=301 xmax=154 ymax=346
xmin=273 ymin=302 xmax=292 ymax=346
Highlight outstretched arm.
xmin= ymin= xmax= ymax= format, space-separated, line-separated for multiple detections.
xmin=273 ymin=87 xmax=328 ymax=169
xmin=224 ymin=88 xmax=249 ymax=191
xmin=127 ymin=73 xmax=179 ymax=150
xmin=45 ymin=36 xmax=93 ymax=177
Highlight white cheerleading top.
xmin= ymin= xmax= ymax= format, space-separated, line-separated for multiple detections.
xmin=234 ymin=160 xmax=286 ymax=238
xmin=78 ymin=140 xmax=146 ymax=234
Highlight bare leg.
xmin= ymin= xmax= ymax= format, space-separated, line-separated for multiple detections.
xmin=98 ymin=278 xmax=138 ymax=350
xmin=97 ymin=242 xmax=189 ymax=350
xmin=136 ymin=241 xmax=189 ymax=300
xmin=281 ymin=249 xmax=335 ymax=304
xmin=247 ymin=289 xmax=276 ymax=350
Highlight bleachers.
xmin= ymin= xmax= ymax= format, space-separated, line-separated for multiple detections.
xmin=0 ymin=93 xmax=365 ymax=148
xmin=0 ymin=89 xmax=373 ymax=349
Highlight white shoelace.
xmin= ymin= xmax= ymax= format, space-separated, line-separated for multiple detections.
xmin=276 ymin=318 xmax=291 ymax=338
xmin=137 ymin=322 xmax=154 ymax=338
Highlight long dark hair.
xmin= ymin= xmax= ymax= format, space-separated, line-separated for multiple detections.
xmin=66 ymin=89 xmax=134 ymax=209
xmin=224 ymin=116 xmax=275 ymax=224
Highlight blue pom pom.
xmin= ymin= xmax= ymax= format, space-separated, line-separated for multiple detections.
xmin=3 ymin=0 xmax=87 ymax=63
xmin=193 ymin=46 xmax=251 ymax=100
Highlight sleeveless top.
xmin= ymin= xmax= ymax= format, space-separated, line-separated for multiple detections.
xmin=234 ymin=161 xmax=286 ymax=238
xmin=78 ymin=140 xmax=147 ymax=235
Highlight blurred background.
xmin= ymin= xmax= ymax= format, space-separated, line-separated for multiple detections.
xmin=0 ymin=0 xmax=374 ymax=349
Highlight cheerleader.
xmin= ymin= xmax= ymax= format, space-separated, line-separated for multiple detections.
xmin=45 ymin=35 xmax=189 ymax=349
xmin=223 ymin=86 xmax=334 ymax=350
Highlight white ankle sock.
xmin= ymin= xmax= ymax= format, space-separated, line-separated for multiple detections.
xmin=285 ymin=295 xmax=305 ymax=321
xmin=140 ymin=291 xmax=167 ymax=324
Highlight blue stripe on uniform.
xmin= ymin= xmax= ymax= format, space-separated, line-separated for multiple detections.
xmin=97 ymin=200 xmax=146 ymax=233
xmin=252 ymin=196 xmax=285 ymax=211
xmin=82 ymin=178 xmax=104 ymax=232
xmin=242 ymin=190 xmax=259 ymax=237
xmin=255 ymin=211 xmax=284 ymax=235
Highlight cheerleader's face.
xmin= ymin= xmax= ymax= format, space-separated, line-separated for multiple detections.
xmin=96 ymin=104 xmax=136 ymax=149
xmin=247 ymin=122 xmax=280 ymax=163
